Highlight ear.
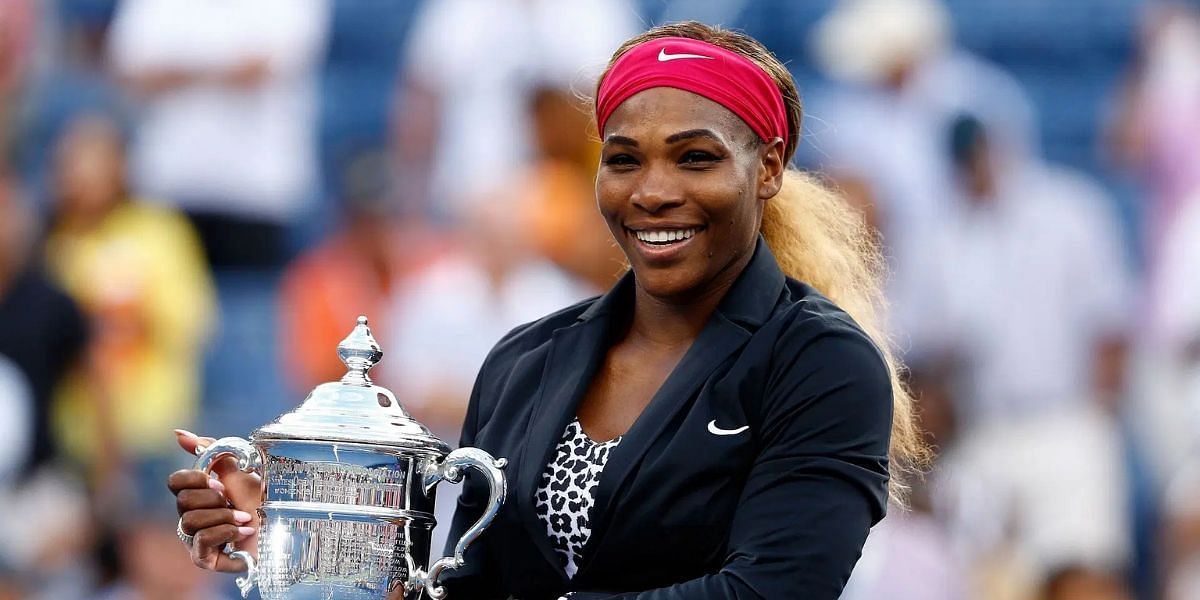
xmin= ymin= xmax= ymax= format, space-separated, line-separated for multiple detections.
xmin=756 ymin=137 xmax=785 ymax=200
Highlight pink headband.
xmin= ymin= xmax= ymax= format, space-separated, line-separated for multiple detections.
xmin=596 ymin=37 xmax=789 ymax=148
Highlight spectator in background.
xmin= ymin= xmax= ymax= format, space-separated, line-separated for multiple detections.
xmin=89 ymin=504 xmax=230 ymax=600
xmin=1164 ymin=457 xmax=1200 ymax=600
xmin=383 ymin=199 xmax=592 ymax=438
xmin=0 ymin=159 xmax=88 ymax=479
xmin=278 ymin=148 xmax=446 ymax=394
xmin=840 ymin=487 xmax=968 ymax=600
xmin=1155 ymin=189 xmax=1200 ymax=600
xmin=0 ymin=0 xmax=35 ymax=152
xmin=1109 ymin=1 xmax=1200 ymax=268
xmin=382 ymin=195 xmax=591 ymax=558
xmin=807 ymin=0 xmax=1038 ymax=364
xmin=0 ymin=154 xmax=93 ymax=600
xmin=106 ymin=0 xmax=329 ymax=269
xmin=13 ymin=0 xmax=128 ymax=205
xmin=1040 ymin=567 xmax=1134 ymax=600
xmin=43 ymin=113 xmax=214 ymax=499
xmin=0 ymin=357 xmax=31 ymax=488
xmin=392 ymin=0 xmax=636 ymax=218
xmin=1150 ymin=188 xmax=1200 ymax=435
xmin=510 ymin=86 xmax=625 ymax=292
xmin=932 ymin=115 xmax=1133 ymax=599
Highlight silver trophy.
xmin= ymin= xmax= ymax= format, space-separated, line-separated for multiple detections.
xmin=193 ymin=316 xmax=506 ymax=599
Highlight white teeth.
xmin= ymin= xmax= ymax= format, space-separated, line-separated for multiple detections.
xmin=634 ymin=228 xmax=698 ymax=244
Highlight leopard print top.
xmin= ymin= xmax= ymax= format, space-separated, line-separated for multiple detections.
xmin=534 ymin=418 xmax=622 ymax=579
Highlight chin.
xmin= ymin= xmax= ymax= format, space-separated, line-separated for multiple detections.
xmin=631 ymin=265 xmax=706 ymax=302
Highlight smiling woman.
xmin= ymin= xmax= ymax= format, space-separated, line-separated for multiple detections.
xmin=167 ymin=20 xmax=926 ymax=600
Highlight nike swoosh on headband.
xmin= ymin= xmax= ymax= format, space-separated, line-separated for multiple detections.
xmin=707 ymin=420 xmax=750 ymax=436
xmin=658 ymin=48 xmax=714 ymax=62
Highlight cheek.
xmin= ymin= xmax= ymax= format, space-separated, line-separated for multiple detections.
xmin=706 ymin=183 xmax=759 ymax=236
xmin=594 ymin=177 xmax=626 ymax=229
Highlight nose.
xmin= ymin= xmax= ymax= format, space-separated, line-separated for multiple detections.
xmin=630 ymin=163 xmax=684 ymax=214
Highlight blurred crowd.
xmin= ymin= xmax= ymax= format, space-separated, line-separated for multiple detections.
xmin=0 ymin=1 xmax=1196 ymax=599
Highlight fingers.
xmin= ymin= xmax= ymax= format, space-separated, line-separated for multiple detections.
xmin=170 ymin=470 xmax=231 ymax=520
xmin=167 ymin=469 xmax=223 ymax=494
xmin=191 ymin=523 xmax=257 ymax=572
xmin=174 ymin=429 xmax=239 ymax=480
xmin=174 ymin=429 xmax=216 ymax=456
xmin=180 ymin=508 xmax=254 ymax=535
xmin=222 ymin=469 xmax=265 ymax=514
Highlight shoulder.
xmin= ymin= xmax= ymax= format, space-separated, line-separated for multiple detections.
xmin=771 ymin=279 xmax=887 ymax=365
xmin=114 ymin=201 xmax=204 ymax=248
xmin=1020 ymin=166 xmax=1120 ymax=241
xmin=11 ymin=270 xmax=88 ymax=349
xmin=759 ymin=279 xmax=892 ymax=414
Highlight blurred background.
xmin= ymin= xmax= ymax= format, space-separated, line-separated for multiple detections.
xmin=0 ymin=0 xmax=1197 ymax=598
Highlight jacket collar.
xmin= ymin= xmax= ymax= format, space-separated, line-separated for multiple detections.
xmin=575 ymin=235 xmax=785 ymax=329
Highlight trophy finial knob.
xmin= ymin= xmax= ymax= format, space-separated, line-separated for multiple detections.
xmin=338 ymin=315 xmax=383 ymax=385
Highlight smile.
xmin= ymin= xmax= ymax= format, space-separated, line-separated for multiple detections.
xmin=629 ymin=227 xmax=702 ymax=246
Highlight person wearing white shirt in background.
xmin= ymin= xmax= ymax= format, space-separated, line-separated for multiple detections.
xmin=0 ymin=357 xmax=31 ymax=490
xmin=106 ymin=0 xmax=329 ymax=268
xmin=383 ymin=199 xmax=591 ymax=557
xmin=1153 ymin=190 xmax=1200 ymax=600
xmin=932 ymin=114 xmax=1134 ymax=600
xmin=392 ymin=0 xmax=637 ymax=219
xmin=807 ymin=0 xmax=1040 ymax=368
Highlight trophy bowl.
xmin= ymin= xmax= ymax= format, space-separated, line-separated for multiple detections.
xmin=193 ymin=316 xmax=506 ymax=600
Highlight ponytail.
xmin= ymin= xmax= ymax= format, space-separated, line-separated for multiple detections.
xmin=762 ymin=170 xmax=928 ymax=503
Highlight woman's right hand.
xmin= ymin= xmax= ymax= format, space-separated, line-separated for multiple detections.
xmin=167 ymin=429 xmax=263 ymax=572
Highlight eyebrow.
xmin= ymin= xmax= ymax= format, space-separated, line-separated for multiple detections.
xmin=604 ymin=129 xmax=724 ymax=148
xmin=664 ymin=129 xmax=722 ymax=144
xmin=603 ymin=135 xmax=639 ymax=148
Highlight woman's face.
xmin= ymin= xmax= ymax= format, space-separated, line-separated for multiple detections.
xmin=596 ymin=87 xmax=784 ymax=302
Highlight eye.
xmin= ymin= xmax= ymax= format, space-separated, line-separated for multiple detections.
xmin=679 ymin=150 xmax=722 ymax=166
xmin=603 ymin=153 xmax=639 ymax=169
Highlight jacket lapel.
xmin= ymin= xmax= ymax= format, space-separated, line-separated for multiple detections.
xmin=581 ymin=237 xmax=785 ymax=569
xmin=517 ymin=237 xmax=787 ymax=578
xmin=515 ymin=277 xmax=628 ymax=577
xmin=582 ymin=313 xmax=749 ymax=554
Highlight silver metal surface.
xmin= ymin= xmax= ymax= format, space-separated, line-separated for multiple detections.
xmin=408 ymin=448 xmax=508 ymax=600
xmin=191 ymin=316 xmax=507 ymax=599
xmin=253 ymin=317 xmax=450 ymax=453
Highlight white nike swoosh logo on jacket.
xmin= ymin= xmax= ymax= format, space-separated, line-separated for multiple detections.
xmin=707 ymin=420 xmax=750 ymax=436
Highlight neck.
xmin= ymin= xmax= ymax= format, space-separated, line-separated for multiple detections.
xmin=628 ymin=287 xmax=718 ymax=347
xmin=626 ymin=248 xmax=753 ymax=348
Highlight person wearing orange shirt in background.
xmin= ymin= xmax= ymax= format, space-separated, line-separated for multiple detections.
xmin=518 ymin=86 xmax=626 ymax=292
xmin=277 ymin=149 xmax=447 ymax=395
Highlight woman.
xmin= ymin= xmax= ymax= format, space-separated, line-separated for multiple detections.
xmin=169 ymin=22 xmax=925 ymax=599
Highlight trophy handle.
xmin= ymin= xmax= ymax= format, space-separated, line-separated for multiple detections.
xmin=410 ymin=447 xmax=507 ymax=600
xmin=194 ymin=436 xmax=264 ymax=599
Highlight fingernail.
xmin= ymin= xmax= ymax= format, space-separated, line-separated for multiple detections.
xmin=174 ymin=429 xmax=197 ymax=438
xmin=232 ymin=510 xmax=253 ymax=523
xmin=207 ymin=478 xmax=225 ymax=493
xmin=237 ymin=526 xmax=256 ymax=537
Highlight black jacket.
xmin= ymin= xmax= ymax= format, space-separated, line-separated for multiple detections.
xmin=442 ymin=238 xmax=892 ymax=599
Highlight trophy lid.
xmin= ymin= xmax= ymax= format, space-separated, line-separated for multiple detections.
xmin=253 ymin=316 xmax=450 ymax=454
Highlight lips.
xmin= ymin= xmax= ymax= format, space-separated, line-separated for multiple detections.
xmin=623 ymin=225 xmax=705 ymax=262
